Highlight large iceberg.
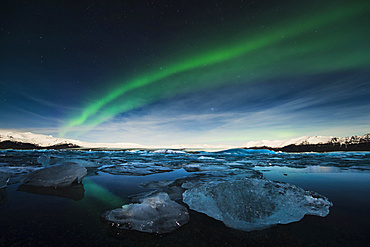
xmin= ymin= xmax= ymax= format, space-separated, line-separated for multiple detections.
xmin=183 ymin=178 xmax=332 ymax=232
xmin=22 ymin=162 xmax=87 ymax=187
xmin=102 ymin=193 xmax=189 ymax=234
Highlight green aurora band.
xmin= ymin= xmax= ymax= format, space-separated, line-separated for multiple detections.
xmin=61 ymin=1 xmax=370 ymax=137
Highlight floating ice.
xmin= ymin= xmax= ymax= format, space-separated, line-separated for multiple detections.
xmin=0 ymin=171 xmax=10 ymax=188
xmin=130 ymin=169 xmax=263 ymax=203
xmin=183 ymin=163 xmax=231 ymax=173
xmin=0 ymin=167 xmax=39 ymax=185
xmin=153 ymin=149 xmax=186 ymax=154
xmin=183 ymin=164 xmax=201 ymax=172
xmin=0 ymin=166 xmax=39 ymax=175
xmin=125 ymin=150 xmax=146 ymax=154
xmin=183 ymin=178 xmax=332 ymax=232
xmin=68 ymin=159 xmax=99 ymax=168
xmin=216 ymin=148 xmax=275 ymax=155
xmin=37 ymin=154 xmax=51 ymax=167
xmin=103 ymin=193 xmax=189 ymax=234
xmin=198 ymin=156 xmax=215 ymax=160
xmin=100 ymin=162 xmax=173 ymax=176
xmin=180 ymin=169 xmax=263 ymax=190
xmin=22 ymin=162 xmax=87 ymax=187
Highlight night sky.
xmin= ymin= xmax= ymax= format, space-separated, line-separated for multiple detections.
xmin=1 ymin=0 xmax=369 ymax=145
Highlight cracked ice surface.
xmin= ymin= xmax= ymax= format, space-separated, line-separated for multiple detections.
xmin=183 ymin=177 xmax=333 ymax=231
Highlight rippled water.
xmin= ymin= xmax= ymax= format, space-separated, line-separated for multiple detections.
xmin=0 ymin=149 xmax=369 ymax=246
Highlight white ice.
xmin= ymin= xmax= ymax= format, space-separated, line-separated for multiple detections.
xmin=103 ymin=192 xmax=189 ymax=234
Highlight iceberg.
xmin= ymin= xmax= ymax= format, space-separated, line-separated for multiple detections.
xmin=22 ymin=162 xmax=87 ymax=187
xmin=183 ymin=178 xmax=332 ymax=232
xmin=131 ymin=169 xmax=263 ymax=202
xmin=198 ymin=156 xmax=215 ymax=160
xmin=216 ymin=148 xmax=275 ymax=155
xmin=37 ymin=154 xmax=51 ymax=167
xmin=102 ymin=193 xmax=189 ymax=234
xmin=67 ymin=159 xmax=99 ymax=168
xmin=183 ymin=163 xmax=228 ymax=172
xmin=153 ymin=149 xmax=186 ymax=154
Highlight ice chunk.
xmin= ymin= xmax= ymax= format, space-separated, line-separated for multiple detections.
xmin=37 ymin=154 xmax=51 ymax=167
xmin=180 ymin=169 xmax=263 ymax=190
xmin=183 ymin=178 xmax=332 ymax=231
xmin=103 ymin=193 xmax=189 ymax=234
xmin=184 ymin=163 xmax=229 ymax=172
xmin=100 ymin=162 xmax=173 ymax=176
xmin=131 ymin=170 xmax=263 ymax=203
xmin=68 ymin=159 xmax=99 ymax=168
xmin=22 ymin=162 xmax=87 ymax=187
xmin=216 ymin=148 xmax=275 ymax=155
xmin=183 ymin=164 xmax=201 ymax=172
xmin=0 ymin=171 xmax=10 ymax=189
xmin=153 ymin=149 xmax=186 ymax=154
xmin=198 ymin=156 xmax=215 ymax=160
xmin=125 ymin=150 xmax=146 ymax=154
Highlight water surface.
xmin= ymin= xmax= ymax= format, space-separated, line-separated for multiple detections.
xmin=0 ymin=149 xmax=369 ymax=246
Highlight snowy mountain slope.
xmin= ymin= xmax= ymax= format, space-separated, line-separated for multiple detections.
xmin=0 ymin=129 xmax=231 ymax=150
xmin=1 ymin=129 xmax=369 ymax=151
xmin=244 ymin=136 xmax=333 ymax=148
xmin=0 ymin=130 xmax=145 ymax=149
xmin=0 ymin=130 xmax=82 ymax=147
xmin=243 ymin=134 xmax=370 ymax=150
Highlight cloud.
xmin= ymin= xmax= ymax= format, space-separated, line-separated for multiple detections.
xmin=74 ymin=72 xmax=370 ymax=145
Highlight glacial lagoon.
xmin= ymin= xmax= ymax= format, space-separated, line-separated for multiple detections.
xmin=0 ymin=149 xmax=369 ymax=246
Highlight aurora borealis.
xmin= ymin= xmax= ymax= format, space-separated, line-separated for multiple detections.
xmin=1 ymin=0 xmax=369 ymax=145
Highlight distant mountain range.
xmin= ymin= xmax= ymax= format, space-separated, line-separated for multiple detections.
xmin=0 ymin=130 xmax=143 ymax=150
xmin=0 ymin=129 xmax=369 ymax=152
xmin=0 ymin=130 xmax=82 ymax=149
xmin=0 ymin=130 xmax=233 ymax=151
xmin=244 ymin=134 xmax=370 ymax=152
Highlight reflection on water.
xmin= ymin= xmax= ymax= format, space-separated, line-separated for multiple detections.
xmin=254 ymin=165 xmax=343 ymax=174
xmin=82 ymin=177 xmax=125 ymax=207
xmin=18 ymin=184 xmax=85 ymax=201
xmin=0 ymin=188 xmax=6 ymax=206
xmin=304 ymin=165 xmax=342 ymax=173
xmin=0 ymin=150 xmax=369 ymax=246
